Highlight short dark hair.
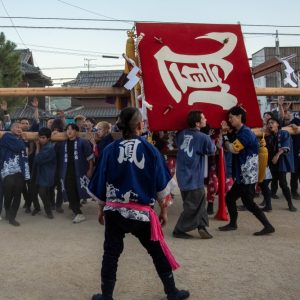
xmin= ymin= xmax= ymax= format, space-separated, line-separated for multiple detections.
xmin=263 ymin=111 xmax=275 ymax=119
xmin=38 ymin=127 xmax=52 ymax=138
xmin=51 ymin=118 xmax=65 ymax=132
xmin=66 ymin=123 xmax=79 ymax=132
xmin=187 ymin=110 xmax=203 ymax=128
xmin=228 ymin=106 xmax=247 ymax=124
xmin=267 ymin=117 xmax=281 ymax=128
xmin=20 ymin=117 xmax=29 ymax=122
xmin=85 ymin=117 xmax=95 ymax=125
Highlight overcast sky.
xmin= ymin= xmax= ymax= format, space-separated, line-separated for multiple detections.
xmin=1 ymin=0 xmax=300 ymax=85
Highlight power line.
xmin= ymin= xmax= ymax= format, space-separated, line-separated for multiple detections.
xmin=241 ymin=24 xmax=300 ymax=28
xmin=27 ymin=48 xmax=121 ymax=58
xmin=0 ymin=0 xmax=26 ymax=46
xmin=1 ymin=25 xmax=300 ymax=36
xmin=40 ymin=64 xmax=123 ymax=70
xmin=56 ymin=0 xmax=132 ymax=25
xmin=0 ymin=16 xmax=135 ymax=23
xmin=16 ymin=43 xmax=121 ymax=56
xmin=1 ymin=16 xmax=300 ymax=28
xmin=0 ymin=25 xmax=129 ymax=31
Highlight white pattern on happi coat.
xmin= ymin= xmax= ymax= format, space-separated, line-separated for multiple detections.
xmin=180 ymin=135 xmax=194 ymax=158
xmin=117 ymin=139 xmax=145 ymax=169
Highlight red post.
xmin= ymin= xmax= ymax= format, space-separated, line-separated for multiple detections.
xmin=214 ymin=147 xmax=228 ymax=221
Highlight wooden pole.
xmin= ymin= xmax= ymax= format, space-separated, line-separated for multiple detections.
xmin=0 ymin=87 xmax=299 ymax=97
xmin=255 ymin=87 xmax=300 ymax=96
xmin=0 ymin=126 xmax=298 ymax=142
xmin=252 ymin=126 xmax=300 ymax=137
xmin=0 ymin=131 xmax=122 ymax=142
xmin=0 ymin=87 xmax=129 ymax=97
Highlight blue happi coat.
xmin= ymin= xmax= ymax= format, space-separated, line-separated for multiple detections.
xmin=175 ymin=128 xmax=216 ymax=191
xmin=0 ymin=133 xmax=30 ymax=180
xmin=231 ymin=125 xmax=259 ymax=184
xmin=32 ymin=142 xmax=56 ymax=187
xmin=58 ymin=137 xmax=94 ymax=200
xmin=290 ymin=117 xmax=300 ymax=169
xmin=88 ymin=137 xmax=176 ymax=221
xmin=266 ymin=129 xmax=294 ymax=173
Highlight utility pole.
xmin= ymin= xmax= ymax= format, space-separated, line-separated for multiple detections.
xmin=275 ymin=30 xmax=281 ymax=88
xmin=84 ymin=58 xmax=96 ymax=72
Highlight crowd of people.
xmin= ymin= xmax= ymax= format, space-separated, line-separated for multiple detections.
xmin=0 ymin=96 xmax=299 ymax=299
xmin=0 ymin=98 xmax=116 ymax=226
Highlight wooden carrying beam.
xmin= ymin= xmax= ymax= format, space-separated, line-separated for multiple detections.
xmin=0 ymin=87 xmax=129 ymax=97
xmin=0 ymin=127 xmax=298 ymax=142
xmin=255 ymin=87 xmax=300 ymax=96
xmin=0 ymin=131 xmax=122 ymax=142
xmin=0 ymin=87 xmax=299 ymax=97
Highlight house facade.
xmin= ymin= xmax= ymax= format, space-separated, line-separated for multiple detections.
xmin=63 ymin=70 xmax=129 ymax=124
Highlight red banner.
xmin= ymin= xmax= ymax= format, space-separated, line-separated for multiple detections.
xmin=136 ymin=23 xmax=262 ymax=131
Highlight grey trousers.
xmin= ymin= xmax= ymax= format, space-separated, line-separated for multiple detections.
xmin=174 ymin=188 xmax=209 ymax=233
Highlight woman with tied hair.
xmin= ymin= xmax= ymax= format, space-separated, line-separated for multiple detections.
xmin=88 ymin=107 xmax=189 ymax=300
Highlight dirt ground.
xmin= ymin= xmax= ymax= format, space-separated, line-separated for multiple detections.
xmin=0 ymin=189 xmax=300 ymax=300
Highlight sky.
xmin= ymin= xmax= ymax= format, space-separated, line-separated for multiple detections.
xmin=1 ymin=0 xmax=300 ymax=86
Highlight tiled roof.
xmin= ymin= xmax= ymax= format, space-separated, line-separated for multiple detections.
xmin=15 ymin=49 xmax=52 ymax=85
xmin=64 ymin=70 xmax=124 ymax=87
xmin=16 ymin=49 xmax=33 ymax=65
xmin=65 ymin=107 xmax=118 ymax=118
xmin=21 ymin=62 xmax=40 ymax=75
xmin=10 ymin=106 xmax=54 ymax=120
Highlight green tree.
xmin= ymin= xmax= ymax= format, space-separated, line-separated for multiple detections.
xmin=0 ymin=32 xmax=24 ymax=108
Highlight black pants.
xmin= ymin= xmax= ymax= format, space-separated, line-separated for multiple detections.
xmin=270 ymin=177 xmax=278 ymax=196
xmin=259 ymin=179 xmax=272 ymax=209
xmin=22 ymin=180 xmax=32 ymax=209
xmin=269 ymin=167 xmax=292 ymax=204
xmin=290 ymin=172 xmax=300 ymax=195
xmin=3 ymin=173 xmax=24 ymax=221
xmin=0 ymin=180 xmax=3 ymax=215
xmin=226 ymin=182 xmax=271 ymax=227
xmin=65 ymin=175 xmax=82 ymax=215
xmin=101 ymin=211 xmax=172 ymax=284
xmin=32 ymin=185 xmax=52 ymax=215
xmin=49 ymin=179 xmax=63 ymax=209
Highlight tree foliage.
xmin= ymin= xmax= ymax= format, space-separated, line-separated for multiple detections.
xmin=0 ymin=32 xmax=22 ymax=87
xmin=0 ymin=32 xmax=24 ymax=108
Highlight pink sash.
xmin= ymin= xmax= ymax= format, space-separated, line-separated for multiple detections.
xmin=106 ymin=201 xmax=180 ymax=271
